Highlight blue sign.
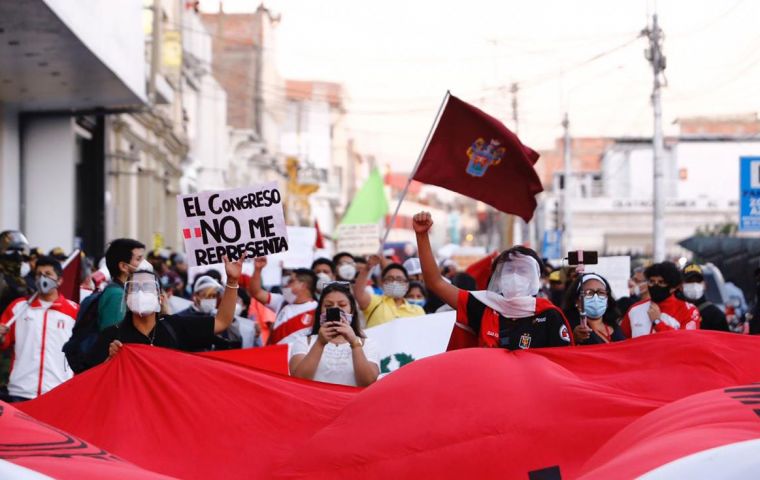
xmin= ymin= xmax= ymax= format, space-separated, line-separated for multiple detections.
xmin=542 ymin=229 xmax=562 ymax=259
xmin=740 ymin=157 xmax=760 ymax=231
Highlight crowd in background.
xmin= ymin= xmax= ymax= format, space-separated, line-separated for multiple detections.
xmin=1 ymin=215 xmax=758 ymax=401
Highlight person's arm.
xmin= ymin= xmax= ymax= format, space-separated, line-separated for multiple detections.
xmin=0 ymin=299 xmax=19 ymax=350
xmin=290 ymin=323 xmax=338 ymax=379
xmin=353 ymin=255 xmax=378 ymax=311
xmin=214 ymin=254 xmax=245 ymax=335
xmin=350 ymin=342 xmax=379 ymax=387
xmin=246 ymin=256 xmax=270 ymax=306
xmin=413 ymin=211 xmax=460 ymax=309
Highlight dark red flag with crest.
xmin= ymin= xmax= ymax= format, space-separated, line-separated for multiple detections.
xmin=413 ymin=94 xmax=543 ymax=221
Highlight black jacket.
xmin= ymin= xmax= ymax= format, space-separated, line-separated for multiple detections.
xmin=688 ymin=296 xmax=729 ymax=332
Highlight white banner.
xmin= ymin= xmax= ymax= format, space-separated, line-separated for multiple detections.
xmin=584 ymin=256 xmax=631 ymax=300
xmin=365 ymin=311 xmax=456 ymax=377
xmin=177 ymin=183 xmax=288 ymax=267
xmin=335 ymin=224 xmax=381 ymax=256
xmin=268 ymin=226 xmax=316 ymax=270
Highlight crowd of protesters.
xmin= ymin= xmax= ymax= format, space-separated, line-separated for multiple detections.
xmin=0 ymin=211 xmax=758 ymax=399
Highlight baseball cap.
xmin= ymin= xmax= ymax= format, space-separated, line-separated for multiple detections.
xmin=682 ymin=263 xmax=704 ymax=282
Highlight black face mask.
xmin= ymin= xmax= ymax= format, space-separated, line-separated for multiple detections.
xmin=649 ymin=285 xmax=671 ymax=303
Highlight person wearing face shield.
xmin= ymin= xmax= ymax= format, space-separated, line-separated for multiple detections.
xmin=87 ymin=255 xmax=245 ymax=365
xmin=680 ymin=264 xmax=728 ymax=332
xmin=620 ymin=262 xmax=701 ymax=338
xmin=247 ymin=256 xmax=318 ymax=346
xmin=97 ymin=239 xmax=147 ymax=332
xmin=0 ymin=256 xmax=79 ymax=401
xmin=290 ymin=282 xmax=380 ymax=387
xmin=413 ymin=211 xmax=573 ymax=350
xmin=352 ymin=257 xmax=425 ymax=328
xmin=565 ymin=273 xmax=625 ymax=345
xmin=0 ymin=230 xmax=32 ymax=315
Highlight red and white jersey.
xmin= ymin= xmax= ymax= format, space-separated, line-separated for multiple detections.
xmin=265 ymin=293 xmax=317 ymax=346
xmin=0 ymin=295 xmax=79 ymax=399
xmin=621 ymin=295 xmax=701 ymax=338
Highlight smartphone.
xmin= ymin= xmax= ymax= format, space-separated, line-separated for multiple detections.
xmin=325 ymin=307 xmax=342 ymax=323
xmin=567 ymin=250 xmax=598 ymax=266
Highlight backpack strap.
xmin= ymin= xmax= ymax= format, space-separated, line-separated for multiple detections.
xmin=697 ymin=301 xmax=711 ymax=313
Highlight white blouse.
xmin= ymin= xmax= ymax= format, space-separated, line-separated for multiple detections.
xmin=290 ymin=336 xmax=381 ymax=387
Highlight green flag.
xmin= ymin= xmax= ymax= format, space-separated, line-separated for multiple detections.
xmin=340 ymin=168 xmax=389 ymax=225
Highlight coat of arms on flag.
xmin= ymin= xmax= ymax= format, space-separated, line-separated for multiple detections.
xmin=466 ymin=138 xmax=506 ymax=177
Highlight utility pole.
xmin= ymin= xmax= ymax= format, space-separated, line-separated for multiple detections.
xmin=561 ymin=112 xmax=573 ymax=254
xmin=644 ymin=14 xmax=667 ymax=261
xmin=149 ymin=0 xmax=162 ymax=103
xmin=509 ymin=82 xmax=531 ymax=246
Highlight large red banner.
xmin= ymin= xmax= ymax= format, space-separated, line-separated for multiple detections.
xmin=6 ymin=331 xmax=760 ymax=479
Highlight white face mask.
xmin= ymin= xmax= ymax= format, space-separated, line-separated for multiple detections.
xmin=630 ymin=284 xmax=641 ymax=297
xmin=199 ymin=298 xmax=217 ymax=314
xmin=383 ymin=281 xmax=408 ymax=299
xmin=282 ymin=287 xmax=297 ymax=304
xmin=683 ymin=283 xmax=705 ymax=301
xmin=497 ymin=255 xmax=540 ymax=299
xmin=127 ymin=291 xmax=160 ymax=316
xmin=337 ymin=264 xmax=357 ymax=281
xmin=20 ymin=262 xmax=31 ymax=278
xmin=316 ymin=272 xmax=332 ymax=293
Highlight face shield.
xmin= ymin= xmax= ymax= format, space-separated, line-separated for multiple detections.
xmin=486 ymin=253 xmax=541 ymax=299
xmin=123 ymin=272 xmax=161 ymax=316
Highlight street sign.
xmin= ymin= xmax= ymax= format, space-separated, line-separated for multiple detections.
xmin=739 ymin=157 xmax=760 ymax=231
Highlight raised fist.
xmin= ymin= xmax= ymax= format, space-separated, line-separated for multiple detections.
xmin=412 ymin=211 xmax=433 ymax=234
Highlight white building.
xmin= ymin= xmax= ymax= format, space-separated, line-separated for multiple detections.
xmin=543 ymin=135 xmax=760 ymax=257
xmin=0 ymin=0 xmax=146 ymax=254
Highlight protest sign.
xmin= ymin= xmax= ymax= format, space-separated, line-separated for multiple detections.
xmin=177 ymin=183 xmax=288 ymax=267
xmin=585 ymin=256 xmax=631 ymax=299
xmin=335 ymin=223 xmax=381 ymax=256
xmin=365 ymin=311 xmax=455 ymax=377
xmin=268 ymin=226 xmax=317 ymax=269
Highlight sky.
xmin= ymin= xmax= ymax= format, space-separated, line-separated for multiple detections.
xmin=200 ymin=0 xmax=760 ymax=172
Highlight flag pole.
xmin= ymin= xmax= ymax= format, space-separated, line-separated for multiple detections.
xmin=5 ymin=249 xmax=80 ymax=328
xmin=380 ymin=91 xmax=451 ymax=250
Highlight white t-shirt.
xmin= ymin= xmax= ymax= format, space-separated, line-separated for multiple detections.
xmin=290 ymin=336 xmax=381 ymax=387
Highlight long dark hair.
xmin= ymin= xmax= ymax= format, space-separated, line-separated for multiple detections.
xmin=563 ymin=273 xmax=621 ymax=327
xmin=310 ymin=282 xmax=364 ymax=338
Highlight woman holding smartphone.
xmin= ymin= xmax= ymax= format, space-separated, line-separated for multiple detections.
xmin=290 ymin=282 xmax=380 ymax=387
xmin=566 ymin=273 xmax=625 ymax=345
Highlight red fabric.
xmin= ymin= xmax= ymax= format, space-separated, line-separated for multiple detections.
xmin=13 ymin=332 xmax=760 ymax=479
xmin=0 ymin=401 xmax=169 ymax=479
xmin=197 ymin=345 xmax=289 ymax=376
xmin=19 ymin=345 xmax=356 ymax=479
xmin=413 ymin=95 xmax=543 ymax=221
xmin=578 ymin=384 xmax=760 ymax=478
xmin=60 ymin=253 xmax=82 ymax=303
xmin=314 ymin=220 xmax=325 ymax=249
xmin=464 ymin=251 xmax=498 ymax=290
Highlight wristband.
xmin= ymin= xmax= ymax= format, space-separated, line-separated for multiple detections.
xmin=350 ymin=339 xmax=363 ymax=349
xmin=226 ymin=282 xmax=239 ymax=289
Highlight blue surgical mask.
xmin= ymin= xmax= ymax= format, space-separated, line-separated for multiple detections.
xmin=583 ymin=295 xmax=607 ymax=319
xmin=407 ymin=298 xmax=426 ymax=308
